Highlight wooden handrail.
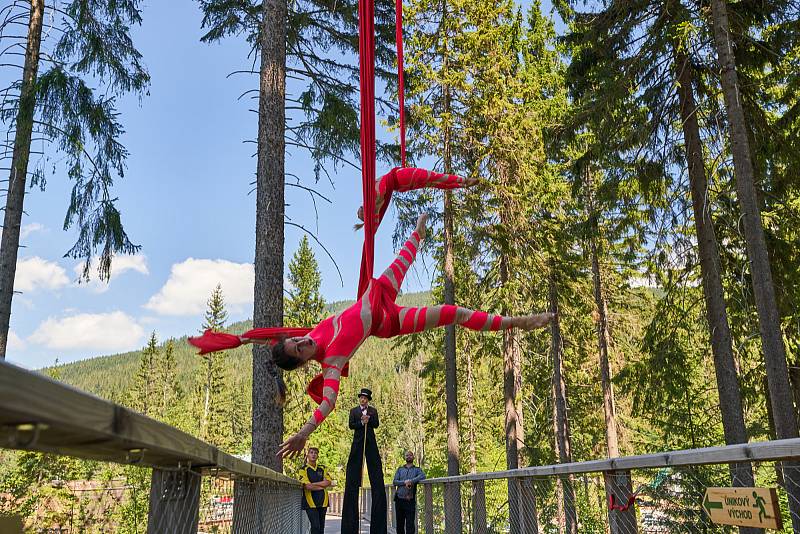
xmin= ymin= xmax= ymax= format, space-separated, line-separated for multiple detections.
xmin=0 ymin=359 xmax=299 ymax=486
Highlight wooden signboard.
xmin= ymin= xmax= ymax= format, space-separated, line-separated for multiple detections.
xmin=703 ymin=487 xmax=782 ymax=530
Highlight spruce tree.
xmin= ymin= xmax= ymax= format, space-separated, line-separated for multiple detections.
xmin=196 ymin=284 xmax=231 ymax=446
xmin=283 ymin=237 xmax=325 ymax=440
xmin=0 ymin=0 xmax=148 ymax=358
xmin=133 ymin=333 xmax=159 ymax=417
xmin=285 ymin=236 xmax=325 ymax=327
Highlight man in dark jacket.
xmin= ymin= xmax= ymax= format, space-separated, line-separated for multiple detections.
xmin=341 ymin=388 xmax=386 ymax=534
xmin=392 ymin=450 xmax=426 ymax=534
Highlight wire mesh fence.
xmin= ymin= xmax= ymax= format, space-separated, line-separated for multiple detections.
xmin=421 ymin=460 xmax=800 ymax=534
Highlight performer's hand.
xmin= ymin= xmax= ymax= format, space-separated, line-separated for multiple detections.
xmin=415 ymin=213 xmax=428 ymax=239
xmin=361 ymin=414 xmax=370 ymax=424
xmin=277 ymin=432 xmax=307 ymax=459
xmin=405 ymin=480 xmax=412 ymax=488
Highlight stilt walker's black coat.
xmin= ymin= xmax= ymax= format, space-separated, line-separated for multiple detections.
xmin=341 ymin=405 xmax=386 ymax=534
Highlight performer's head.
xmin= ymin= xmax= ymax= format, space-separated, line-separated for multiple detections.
xmin=405 ymin=450 xmax=415 ymax=464
xmin=272 ymin=336 xmax=318 ymax=370
xmin=306 ymin=447 xmax=319 ymax=465
xmin=358 ymin=388 xmax=372 ymax=407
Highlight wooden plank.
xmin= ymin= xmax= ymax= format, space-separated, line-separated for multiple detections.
xmin=703 ymin=487 xmax=782 ymax=530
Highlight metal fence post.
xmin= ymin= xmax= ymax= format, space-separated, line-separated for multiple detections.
xmin=147 ymin=467 xmax=201 ymax=533
xmin=472 ymin=480 xmax=487 ymax=534
xmin=424 ymin=484 xmax=434 ymax=534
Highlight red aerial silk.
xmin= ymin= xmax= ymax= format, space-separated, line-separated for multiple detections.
xmin=190 ymin=0 xmax=404 ymax=405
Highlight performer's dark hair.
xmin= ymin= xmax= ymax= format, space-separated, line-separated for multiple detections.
xmin=272 ymin=340 xmax=305 ymax=371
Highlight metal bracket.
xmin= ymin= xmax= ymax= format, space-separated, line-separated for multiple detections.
xmin=5 ymin=422 xmax=47 ymax=448
xmin=125 ymin=447 xmax=146 ymax=464
xmin=160 ymin=464 xmax=195 ymax=501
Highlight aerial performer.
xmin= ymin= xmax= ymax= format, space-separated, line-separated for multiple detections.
xmin=277 ymin=211 xmax=550 ymax=457
xmin=188 ymin=174 xmax=553 ymax=458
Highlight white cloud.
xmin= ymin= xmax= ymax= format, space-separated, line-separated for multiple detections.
xmin=29 ymin=311 xmax=145 ymax=352
xmin=15 ymin=257 xmax=69 ymax=293
xmin=144 ymin=258 xmax=254 ymax=316
xmin=20 ymin=223 xmax=45 ymax=240
xmin=7 ymin=330 xmax=25 ymax=351
xmin=74 ymin=254 xmax=149 ymax=293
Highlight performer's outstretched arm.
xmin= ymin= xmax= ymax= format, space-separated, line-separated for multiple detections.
xmin=279 ymin=364 xmax=343 ymax=458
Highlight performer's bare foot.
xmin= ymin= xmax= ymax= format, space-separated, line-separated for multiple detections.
xmin=515 ymin=312 xmax=555 ymax=330
xmin=415 ymin=213 xmax=429 ymax=240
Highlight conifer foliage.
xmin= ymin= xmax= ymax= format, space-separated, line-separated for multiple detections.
xmin=0 ymin=0 xmax=149 ymax=359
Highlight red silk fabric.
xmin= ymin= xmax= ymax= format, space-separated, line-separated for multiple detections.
xmin=395 ymin=0 xmax=406 ymax=168
xmin=357 ymin=0 xmax=377 ymax=299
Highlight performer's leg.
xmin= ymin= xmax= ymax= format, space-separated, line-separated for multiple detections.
xmin=378 ymin=227 xmax=422 ymax=296
xmin=341 ymin=444 xmax=364 ymax=534
xmin=396 ymin=304 xmax=553 ymax=334
xmin=360 ymin=168 xmax=477 ymax=223
xmin=365 ymin=437 xmax=387 ymax=534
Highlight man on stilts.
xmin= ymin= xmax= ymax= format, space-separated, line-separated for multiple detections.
xmin=342 ymin=388 xmax=386 ymax=533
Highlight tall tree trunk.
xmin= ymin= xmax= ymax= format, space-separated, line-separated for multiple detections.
xmin=441 ymin=26 xmax=462 ymax=524
xmin=252 ymin=0 xmax=287 ymax=473
xmin=549 ymin=262 xmax=576 ymax=534
xmin=586 ymin=176 xmax=637 ymax=534
xmin=674 ymin=50 xmax=762 ymax=533
xmin=466 ymin=349 xmax=477 ymax=473
xmin=585 ymin=173 xmax=620 ymax=458
xmin=707 ymin=4 xmax=800 ymax=528
xmin=0 ymin=0 xmax=44 ymax=359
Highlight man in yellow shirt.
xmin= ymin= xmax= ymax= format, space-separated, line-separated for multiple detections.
xmin=299 ymin=447 xmax=333 ymax=534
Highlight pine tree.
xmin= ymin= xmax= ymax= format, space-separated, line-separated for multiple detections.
xmin=157 ymin=340 xmax=182 ymax=423
xmin=285 ymin=236 xmax=325 ymax=327
xmin=133 ymin=333 xmax=159 ymax=417
xmin=283 ymin=237 xmax=325 ymax=440
xmin=196 ymin=284 xmax=231 ymax=446
xmin=0 ymin=0 xmax=148 ymax=358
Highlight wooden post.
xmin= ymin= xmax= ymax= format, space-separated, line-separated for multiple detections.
xmin=605 ymin=470 xmax=638 ymax=534
xmin=444 ymin=481 xmax=461 ymax=532
xmin=472 ymin=480 xmax=488 ymax=534
xmin=518 ymin=477 xmax=539 ymax=534
xmin=424 ymin=484 xmax=434 ymax=534
xmin=387 ymin=485 xmax=396 ymax=529
xmin=147 ymin=468 xmax=201 ymax=534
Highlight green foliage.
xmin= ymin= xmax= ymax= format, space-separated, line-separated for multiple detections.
xmin=197 ymin=0 xmax=402 ymax=178
xmin=1 ymin=0 xmax=149 ymax=280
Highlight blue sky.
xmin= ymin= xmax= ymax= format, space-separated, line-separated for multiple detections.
xmin=5 ymin=1 xmax=435 ymax=368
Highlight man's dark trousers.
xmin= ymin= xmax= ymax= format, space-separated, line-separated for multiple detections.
xmin=395 ymin=497 xmax=417 ymax=534
xmin=341 ymin=405 xmax=386 ymax=534
xmin=306 ymin=507 xmax=327 ymax=534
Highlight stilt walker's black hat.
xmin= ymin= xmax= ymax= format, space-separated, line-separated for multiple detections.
xmin=358 ymin=388 xmax=372 ymax=400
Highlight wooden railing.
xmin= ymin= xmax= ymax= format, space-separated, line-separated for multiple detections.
xmin=0 ymin=359 xmax=302 ymax=532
